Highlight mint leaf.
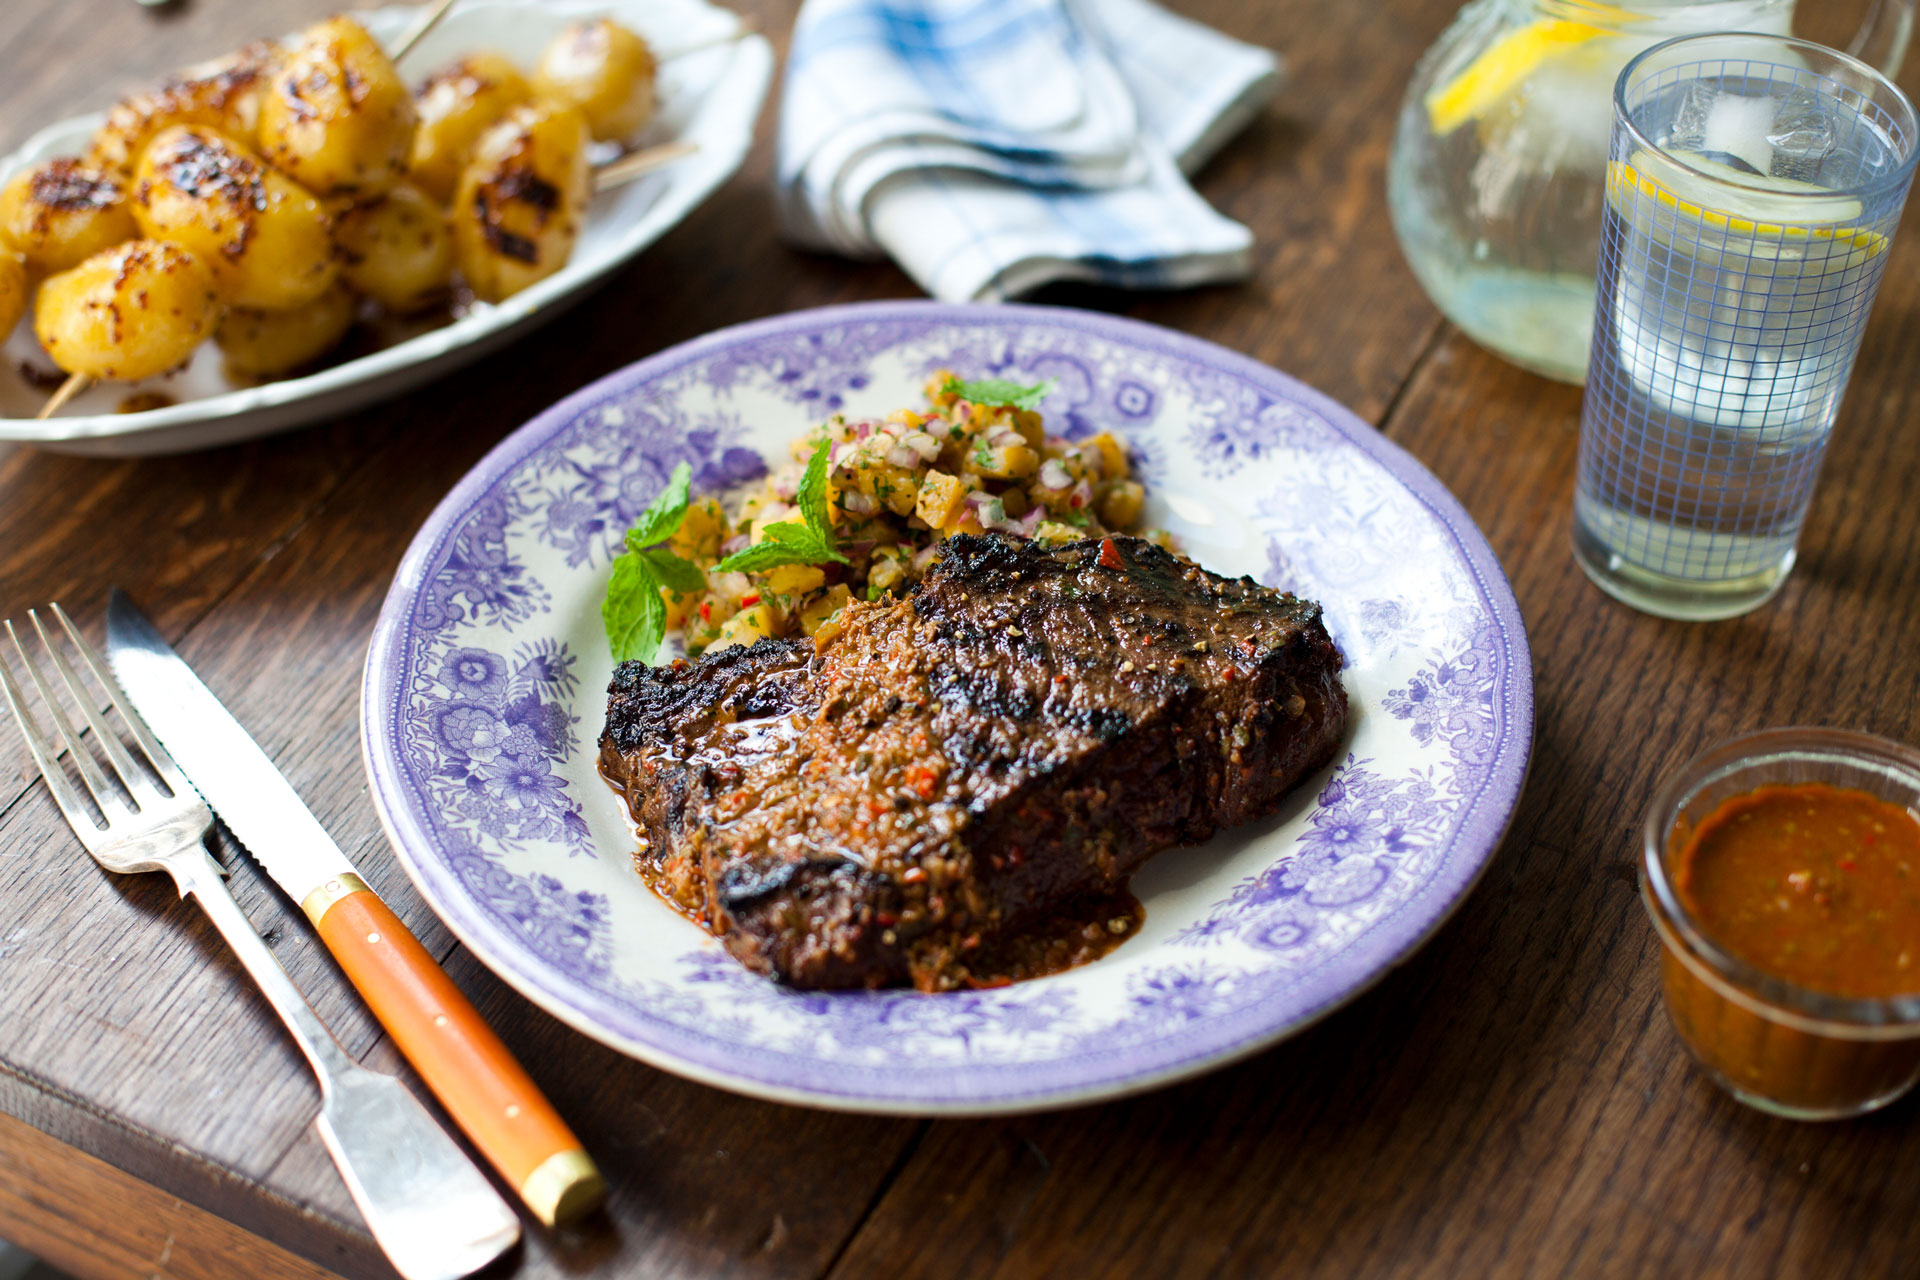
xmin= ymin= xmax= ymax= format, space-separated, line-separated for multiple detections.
xmin=624 ymin=461 xmax=693 ymax=550
xmin=793 ymin=437 xmax=839 ymax=547
xmin=713 ymin=536 xmax=825 ymax=574
xmin=714 ymin=440 xmax=848 ymax=573
xmin=604 ymin=462 xmax=701 ymax=663
xmin=603 ymin=552 xmax=667 ymax=664
xmin=943 ymin=375 xmax=1056 ymax=412
xmin=640 ymin=548 xmax=705 ymax=595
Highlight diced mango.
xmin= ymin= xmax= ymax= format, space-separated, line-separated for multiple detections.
xmin=708 ymin=602 xmax=774 ymax=653
xmin=1087 ymin=432 xmax=1131 ymax=481
xmin=1098 ymin=479 xmax=1146 ymax=529
xmin=763 ymin=563 xmax=826 ymax=597
xmin=662 ymin=585 xmax=698 ymax=629
xmin=750 ymin=506 xmax=798 ymax=544
xmin=800 ymin=584 xmax=852 ymax=637
xmin=868 ymin=551 xmax=908 ymax=595
xmin=668 ymin=497 xmax=727 ymax=560
xmin=915 ymin=470 xmax=966 ymax=529
xmin=1032 ymin=520 xmax=1081 ymax=546
xmin=1011 ymin=408 xmax=1044 ymax=448
xmin=963 ymin=441 xmax=1038 ymax=481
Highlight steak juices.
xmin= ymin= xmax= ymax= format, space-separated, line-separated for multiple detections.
xmin=1642 ymin=730 xmax=1920 ymax=1119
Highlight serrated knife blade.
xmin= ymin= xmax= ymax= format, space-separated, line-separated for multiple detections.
xmin=103 ymin=588 xmax=605 ymax=1227
xmin=105 ymin=590 xmax=357 ymax=895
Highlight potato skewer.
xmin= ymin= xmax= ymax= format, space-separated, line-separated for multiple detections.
xmin=27 ymin=3 xmax=737 ymax=419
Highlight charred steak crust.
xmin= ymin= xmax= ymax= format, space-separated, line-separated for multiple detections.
xmin=600 ymin=533 xmax=1349 ymax=990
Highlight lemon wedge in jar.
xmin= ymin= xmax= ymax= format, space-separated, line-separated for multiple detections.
xmin=1425 ymin=18 xmax=1607 ymax=136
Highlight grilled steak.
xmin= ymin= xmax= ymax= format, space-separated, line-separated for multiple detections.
xmin=600 ymin=533 xmax=1348 ymax=990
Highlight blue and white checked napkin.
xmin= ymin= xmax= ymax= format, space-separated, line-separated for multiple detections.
xmin=777 ymin=0 xmax=1283 ymax=302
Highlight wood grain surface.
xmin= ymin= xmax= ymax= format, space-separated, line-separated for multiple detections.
xmin=0 ymin=0 xmax=1916 ymax=1278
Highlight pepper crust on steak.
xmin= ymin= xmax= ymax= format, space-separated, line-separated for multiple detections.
xmin=599 ymin=533 xmax=1348 ymax=990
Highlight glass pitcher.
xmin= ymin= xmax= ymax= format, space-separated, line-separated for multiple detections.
xmin=1387 ymin=0 xmax=1914 ymax=382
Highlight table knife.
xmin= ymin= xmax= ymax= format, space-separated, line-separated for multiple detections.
xmin=105 ymin=588 xmax=606 ymax=1228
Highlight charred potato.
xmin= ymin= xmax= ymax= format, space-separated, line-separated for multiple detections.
xmin=451 ymin=102 xmax=589 ymax=302
xmin=132 ymin=125 xmax=337 ymax=310
xmin=409 ymin=53 xmax=533 ymax=204
xmin=334 ymin=182 xmax=454 ymax=313
xmin=532 ymin=18 xmax=656 ymax=142
xmin=216 ymin=278 xmax=357 ymax=378
xmin=256 ymin=16 xmax=417 ymax=198
xmin=34 ymin=240 xmax=221 ymax=380
xmin=0 ymin=249 xmax=26 ymax=337
xmin=0 ymin=159 xmax=138 ymax=274
xmin=86 ymin=43 xmax=277 ymax=178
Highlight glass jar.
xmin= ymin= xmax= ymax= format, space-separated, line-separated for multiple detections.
xmin=1388 ymin=0 xmax=1914 ymax=382
xmin=1642 ymin=727 xmax=1920 ymax=1120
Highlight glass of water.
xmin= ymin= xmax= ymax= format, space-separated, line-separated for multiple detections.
xmin=1574 ymin=33 xmax=1918 ymax=620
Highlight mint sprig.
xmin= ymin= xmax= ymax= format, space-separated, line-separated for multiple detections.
xmin=943 ymin=375 xmax=1056 ymax=412
xmin=714 ymin=439 xmax=848 ymax=574
xmin=602 ymin=462 xmax=705 ymax=663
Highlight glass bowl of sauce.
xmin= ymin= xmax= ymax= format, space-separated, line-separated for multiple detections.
xmin=1642 ymin=728 xmax=1920 ymax=1120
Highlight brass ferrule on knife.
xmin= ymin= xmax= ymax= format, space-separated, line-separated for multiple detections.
xmin=301 ymin=872 xmax=372 ymax=926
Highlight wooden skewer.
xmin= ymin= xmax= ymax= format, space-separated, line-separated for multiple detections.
xmin=36 ymin=373 xmax=90 ymax=421
xmin=657 ymin=17 xmax=759 ymax=63
xmin=592 ymin=140 xmax=700 ymax=193
xmin=391 ymin=0 xmax=460 ymax=62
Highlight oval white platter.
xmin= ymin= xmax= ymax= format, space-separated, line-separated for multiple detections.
xmin=361 ymin=301 xmax=1535 ymax=1115
xmin=0 ymin=0 xmax=772 ymax=456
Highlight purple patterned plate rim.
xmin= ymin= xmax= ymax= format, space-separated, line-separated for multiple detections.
xmin=361 ymin=300 xmax=1534 ymax=1114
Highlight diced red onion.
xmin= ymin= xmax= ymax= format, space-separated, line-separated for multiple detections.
xmin=913 ymin=543 xmax=943 ymax=572
xmin=841 ymin=539 xmax=876 ymax=558
xmin=1068 ymin=478 xmax=1093 ymax=509
xmin=988 ymin=428 xmax=1024 ymax=448
xmin=1018 ymin=505 xmax=1046 ymax=536
xmin=842 ymin=490 xmax=876 ymax=516
xmin=720 ymin=533 xmax=749 ymax=554
xmin=1038 ymin=459 xmax=1073 ymax=491
xmin=828 ymin=441 xmax=849 ymax=467
xmin=901 ymin=431 xmax=941 ymax=462
xmin=771 ymin=469 xmax=800 ymax=500
xmin=886 ymin=444 xmax=921 ymax=469
xmin=853 ymin=420 xmax=875 ymax=439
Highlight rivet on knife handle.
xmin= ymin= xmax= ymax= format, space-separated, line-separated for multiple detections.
xmin=311 ymin=886 xmax=607 ymax=1226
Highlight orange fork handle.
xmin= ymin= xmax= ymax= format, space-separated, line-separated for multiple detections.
xmin=314 ymin=889 xmax=605 ymax=1225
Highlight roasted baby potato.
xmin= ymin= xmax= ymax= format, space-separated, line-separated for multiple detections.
xmin=532 ymin=19 xmax=656 ymax=142
xmin=216 ymin=278 xmax=357 ymax=378
xmin=334 ymin=181 xmax=454 ymax=313
xmin=409 ymin=52 xmax=533 ymax=204
xmin=451 ymin=102 xmax=590 ymax=302
xmin=0 ymin=249 xmax=27 ymax=337
xmin=86 ymin=43 xmax=277 ymax=178
xmin=256 ymin=16 xmax=417 ymax=198
xmin=0 ymin=159 xmax=138 ymax=274
xmin=34 ymin=239 xmax=221 ymax=380
xmin=132 ymin=125 xmax=337 ymax=310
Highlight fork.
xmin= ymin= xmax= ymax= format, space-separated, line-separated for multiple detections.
xmin=0 ymin=605 xmax=520 ymax=1280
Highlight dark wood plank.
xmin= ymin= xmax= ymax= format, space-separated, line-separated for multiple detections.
xmin=0 ymin=1109 xmax=345 ymax=1280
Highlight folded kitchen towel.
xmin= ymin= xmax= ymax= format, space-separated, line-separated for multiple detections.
xmin=776 ymin=0 xmax=1283 ymax=302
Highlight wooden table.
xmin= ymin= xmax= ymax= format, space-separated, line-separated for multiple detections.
xmin=3 ymin=0 xmax=1920 ymax=1276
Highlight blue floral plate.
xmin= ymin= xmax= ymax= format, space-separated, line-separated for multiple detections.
xmin=361 ymin=301 xmax=1532 ymax=1114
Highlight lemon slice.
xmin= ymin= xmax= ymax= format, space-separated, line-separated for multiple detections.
xmin=1607 ymin=148 xmax=1884 ymax=273
xmin=1426 ymin=19 xmax=1606 ymax=136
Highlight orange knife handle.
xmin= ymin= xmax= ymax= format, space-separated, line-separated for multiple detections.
xmin=311 ymin=885 xmax=605 ymax=1226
